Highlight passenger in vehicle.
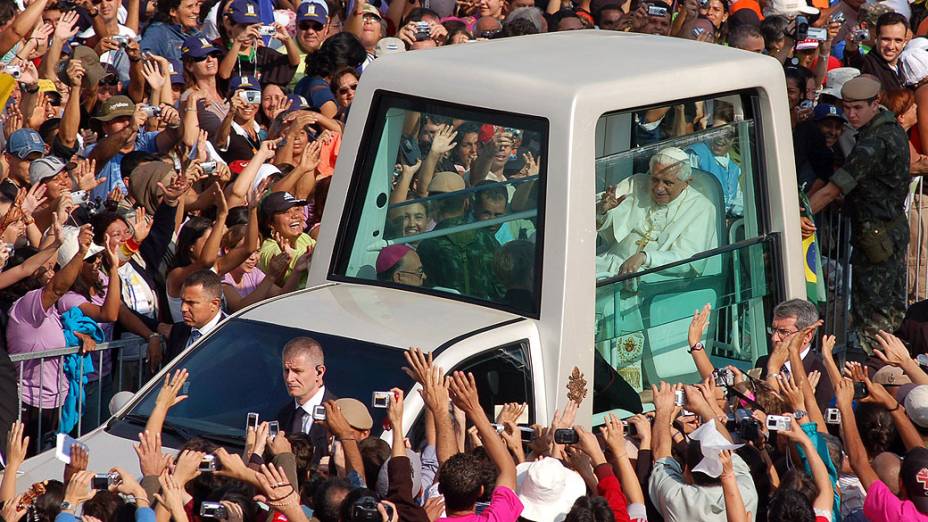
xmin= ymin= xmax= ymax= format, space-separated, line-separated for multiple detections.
xmin=276 ymin=336 xmax=336 ymax=463
xmin=686 ymin=105 xmax=744 ymax=217
xmin=493 ymin=240 xmax=535 ymax=312
xmin=595 ymin=147 xmax=719 ymax=277
xmin=418 ymin=173 xmax=503 ymax=299
xmin=385 ymin=201 xmax=429 ymax=240
xmin=376 ymin=245 xmax=426 ymax=287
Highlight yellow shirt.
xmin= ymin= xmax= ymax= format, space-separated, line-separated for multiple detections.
xmin=259 ymin=233 xmax=314 ymax=285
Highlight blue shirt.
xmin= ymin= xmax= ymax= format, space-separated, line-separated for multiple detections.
xmin=84 ymin=131 xmax=160 ymax=201
xmin=687 ymin=141 xmax=743 ymax=217
xmin=294 ymin=76 xmax=335 ymax=111
xmin=140 ymin=22 xmax=201 ymax=62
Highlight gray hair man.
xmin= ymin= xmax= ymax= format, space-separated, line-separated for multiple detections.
xmin=754 ymin=298 xmax=834 ymax=412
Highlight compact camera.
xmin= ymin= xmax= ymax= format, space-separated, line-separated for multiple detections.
xmin=239 ymin=90 xmax=261 ymax=104
xmin=726 ymin=409 xmax=761 ymax=442
xmin=825 ymin=408 xmax=841 ymax=424
xmin=200 ymin=501 xmax=228 ymax=519
xmin=200 ymin=161 xmax=217 ymax=175
xmin=91 ymin=472 xmax=119 ymax=490
xmin=268 ymin=421 xmax=279 ymax=439
xmin=553 ymin=428 xmax=579 ymax=445
xmin=795 ymin=15 xmax=809 ymax=41
xmin=372 ymin=391 xmax=391 ymax=409
xmin=111 ymin=35 xmax=132 ymax=47
xmin=350 ymin=497 xmax=392 ymax=522
xmin=830 ymin=11 xmax=845 ymax=24
xmin=766 ymin=414 xmax=791 ymax=431
xmin=713 ymin=368 xmax=734 ymax=387
xmin=3 ymin=65 xmax=21 ymax=79
xmin=647 ymin=5 xmax=668 ymax=17
xmin=141 ymin=104 xmax=161 ymax=118
xmin=258 ymin=25 xmax=277 ymax=37
xmin=312 ymin=404 xmax=327 ymax=420
xmin=198 ymin=454 xmax=220 ymax=472
xmin=851 ymin=28 xmax=869 ymax=43
xmin=414 ymin=21 xmax=431 ymax=42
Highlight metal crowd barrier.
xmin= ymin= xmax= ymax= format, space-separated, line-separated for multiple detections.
xmin=815 ymin=203 xmax=852 ymax=349
xmin=908 ymin=177 xmax=928 ymax=306
xmin=9 ymin=337 xmax=159 ymax=453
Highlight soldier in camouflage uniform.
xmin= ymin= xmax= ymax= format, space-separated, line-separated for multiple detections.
xmin=418 ymin=172 xmax=504 ymax=300
xmin=810 ymin=76 xmax=910 ymax=354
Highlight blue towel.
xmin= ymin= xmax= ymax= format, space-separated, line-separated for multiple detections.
xmin=59 ymin=307 xmax=105 ymax=434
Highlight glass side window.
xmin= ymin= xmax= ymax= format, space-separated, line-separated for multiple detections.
xmin=333 ymin=93 xmax=548 ymax=317
xmin=591 ymin=93 xmax=775 ymax=419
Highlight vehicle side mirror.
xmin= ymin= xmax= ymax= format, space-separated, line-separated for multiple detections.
xmin=109 ymin=391 xmax=135 ymax=417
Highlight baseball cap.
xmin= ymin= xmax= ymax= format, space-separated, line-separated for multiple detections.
xmin=813 ymin=103 xmax=846 ymax=122
xmin=819 ymin=67 xmax=861 ymax=99
xmin=427 ymin=171 xmax=465 ymax=193
xmin=36 ymin=79 xmax=58 ymax=94
xmin=841 ymin=74 xmax=882 ymax=101
xmin=228 ymin=75 xmax=261 ymax=93
xmin=765 ymin=0 xmax=818 ymax=15
xmin=334 ymin=398 xmax=373 ymax=430
xmin=297 ymin=0 xmax=328 ymax=25
xmin=56 ymin=225 xmax=105 ymax=267
xmin=901 ymin=447 xmax=928 ymax=514
xmin=181 ymin=36 xmax=224 ymax=60
xmin=6 ymin=129 xmax=45 ymax=159
xmin=64 ymin=46 xmax=107 ymax=88
xmin=873 ymin=365 xmax=912 ymax=386
xmin=261 ymin=191 xmax=307 ymax=216
xmin=360 ymin=3 xmax=382 ymax=19
xmin=375 ymin=37 xmax=406 ymax=58
xmin=101 ymin=63 xmax=120 ymax=84
xmin=376 ymin=244 xmax=413 ymax=274
xmin=29 ymin=156 xmax=67 ymax=185
xmin=905 ymin=384 xmax=928 ymax=428
xmin=92 ymin=95 xmax=136 ymax=122
xmin=228 ymin=0 xmax=262 ymax=25
xmin=166 ymin=59 xmax=185 ymax=86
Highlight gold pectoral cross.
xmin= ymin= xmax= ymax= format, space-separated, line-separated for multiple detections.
xmin=635 ymin=226 xmax=654 ymax=254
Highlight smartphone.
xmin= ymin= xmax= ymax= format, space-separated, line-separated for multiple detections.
xmin=553 ymin=428 xmax=579 ymax=445
xmin=313 ymin=404 xmax=327 ymax=421
xmin=372 ymin=391 xmax=391 ymax=409
xmin=626 ymin=421 xmax=638 ymax=437
xmin=825 ymin=408 xmax=841 ymax=424
xmin=268 ymin=421 xmax=279 ymax=440
xmin=853 ymin=381 xmax=869 ymax=400
xmin=246 ymin=412 xmax=259 ymax=433
xmin=917 ymin=353 xmax=928 ymax=368
xmin=55 ymin=433 xmax=86 ymax=464
xmin=200 ymin=501 xmax=228 ymax=519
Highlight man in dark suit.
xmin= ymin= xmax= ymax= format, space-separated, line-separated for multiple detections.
xmin=165 ymin=271 xmax=227 ymax=361
xmin=754 ymin=299 xmax=834 ymax=413
xmin=276 ymin=336 xmax=335 ymax=462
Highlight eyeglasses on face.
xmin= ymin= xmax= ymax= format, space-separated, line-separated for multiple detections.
xmin=766 ymin=326 xmax=800 ymax=338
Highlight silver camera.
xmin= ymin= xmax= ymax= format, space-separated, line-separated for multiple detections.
xmin=674 ymin=389 xmax=685 ymax=406
xmin=200 ymin=161 xmax=217 ymax=175
xmin=141 ymin=104 xmax=161 ymax=118
xmin=198 ymin=454 xmax=219 ymax=472
xmin=258 ymin=25 xmax=277 ymax=37
xmin=852 ymin=28 xmax=869 ymax=43
xmin=112 ymin=34 xmax=130 ymax=46
xmin=200 ymin=501 xmax=228 ymax=519
xmin=239 ymin=90 xmax=261 ymax=104
xmin=312 ymin=404 xmax=327 ymax=420
xmin=3 ymin=65 xmax=21 ymax=79
xmin=414 ymin=21 xmax=431 ymax=41
xmin=825 ymin=408 xmax=841 ymax=425
xmin=766 ymin=414 xmax=791 ymax=431
xmin=647 ymin=5 xmax=668 ymax=17
xmin=372 ymin=391 xmax=391 ymax=409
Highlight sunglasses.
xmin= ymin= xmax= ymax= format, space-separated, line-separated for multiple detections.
xmin=189 ymin=54 xmax=215 ymax=62
xmin=337 ymin=84 xmax=357 ymax=95
xmin=99 ymin=76 xmax=119 ymax=86
xmin=299 ymin=21 xmax=324 ymax=31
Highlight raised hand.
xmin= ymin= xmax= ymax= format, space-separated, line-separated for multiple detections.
xmin=134 ymin=430 xmax=171 ymax=477
xmin=63 ymin=442 xmax=89 ymax=484
xmin=21 ymin=183 xmax=47 ymax=216
xmin=420 ymin=365 xmax=450 ymax=414
xmin=688 ymin=303 xmax=711 ymax=347
xmin=428 ymin=125 xmax=458 ymax=157
xmin=386 ymin=388 xmax=404 ymax=431
xmin=158 ymin=174 xmax=191 ymax=205
xmin=597 ymin=185 xmax=627 ymax=215
xmin=874 ymin=330 xmax=913 ymax=368
xmin=154 ymin=369 xmax=189 ymax=410
xmin=448 ymin=371 xmax=481 ymax=415
xmin=74 ymin=159 xmax=103 ymax=192
xmin=402 ymin=346 xmax=433 ymax=384
xmin=141 ymin=60 xmax=165 ymax=91
xmin=499 ymin=421 xmax=525 ymax=462
xmin=153 ymin=473 xmax=187 ymax=520
xmin=267 ymin=429 xmax=292 ymax=456
xmin=255 ymin=464 xmax=298 ymax=508
xmin=495 ymin=402 xmax=526 ymax=425
xmin=777 ymin=374 xmax=804 ymax=413
xmin=5 ymin=419 xmax=30 ymax=469
xmin=132 ymin=207 xmax=152 ymax=243
xmin=54 ymin=11 xmax=80 ymax=41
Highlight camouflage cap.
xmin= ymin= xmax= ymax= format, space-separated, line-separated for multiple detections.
xmin=859 ymin=2 xmax=894 ymax=27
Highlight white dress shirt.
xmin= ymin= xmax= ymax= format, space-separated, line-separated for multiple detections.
xmin=186 ymin=311 xmax=224 ymax=349
xmin=294 ymin=386 xmax=326 ymax=433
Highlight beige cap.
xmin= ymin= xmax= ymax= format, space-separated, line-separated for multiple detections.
xmin=427 ymin=171 xmax=465 ymax=193
xmin=873 ymin=365 xmax=912 ymax=386
xmin=334 ymin=398 xmax=373 ymax=431
xmin=841 ymin=75 xmax=882 ymax=101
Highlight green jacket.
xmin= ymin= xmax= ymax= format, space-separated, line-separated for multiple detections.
xmin=417 ymin=215 xmax=503 ymax=300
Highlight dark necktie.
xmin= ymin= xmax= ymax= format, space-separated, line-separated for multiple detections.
xmin=291 ymin=407 xmax=308 ymax=434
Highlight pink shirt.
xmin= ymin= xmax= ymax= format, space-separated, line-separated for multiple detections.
xmin=864 ymin=480 xmax=928 ymax=522
xmin=437 ymin=487 xmax=523 ymax=522
xmin=57 ymin=291 xmax=113 ymax=380
xmin=222 ymin=268 xmax=266 ymax=298
xmin=6 ymin=289 xmax=68 ymax=409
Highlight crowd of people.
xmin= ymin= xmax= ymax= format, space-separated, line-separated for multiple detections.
xmin=7 ymin=310 xmax=928 ymax=522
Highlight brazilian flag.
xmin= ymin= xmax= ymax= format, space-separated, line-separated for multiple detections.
xmin=799 ymin=190 xmax=826 ymax=304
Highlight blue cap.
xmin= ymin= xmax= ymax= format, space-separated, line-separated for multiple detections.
xmin=229 ymin=0 xmax=262 ymax=25
xmin=813 ymin=103 xmax=846 ymax=122
xmin=6 ymin=129 xmax=45 ymax=160
xmin=166 ymin=58 xmax=184 ymax=85
xmin=297 ymin=0 xmax=328 ymax=25
xmin=286 ymin=94 xmax=310 ymax=112
xmin=181 ymin=36 xmax=224 ymax=60
xmin=228 ymin=75 xmax=261 ymax=93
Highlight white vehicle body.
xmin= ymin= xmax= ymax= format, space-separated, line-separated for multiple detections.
xmin=13 ymin=31 xmax=804 ymax=484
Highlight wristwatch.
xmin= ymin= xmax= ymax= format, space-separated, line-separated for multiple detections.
xmin=794 ymin=409 xmax=807 ymax=421
xmin=60 ymin=500 xmax=75 ymax=513
xmin=688 ymin=342 xmax=704 ymax=353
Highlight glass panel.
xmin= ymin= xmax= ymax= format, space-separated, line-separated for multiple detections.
xmin=116 ymin=319 xmax=412 ymax=446
xmin=593 ymin=238 xmax=774 ymax=417
xmin=456 ymin=343 xmax=533 ymax=423
xmin=334 ymin=94 xmax=548 ymax=316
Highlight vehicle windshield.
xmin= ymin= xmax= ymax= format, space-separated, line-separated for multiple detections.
xmin=332 ymin=93 xmax=548 ymax=317
xmin=110 ymin=318 xmax=413 ymax=447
